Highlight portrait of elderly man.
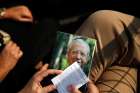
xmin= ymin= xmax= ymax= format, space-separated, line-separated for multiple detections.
xmin=67 ymin=38 xmax=90 ymax=66
xmin=51 ymin=32 xmax=96 ymax=75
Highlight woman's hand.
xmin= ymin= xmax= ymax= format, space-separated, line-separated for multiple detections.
xmin=2 ymin=5 xmax=33 ymax=22
xmin=19 ymin=64 xmax=63 ymax=93
xmin=0 ymin=41 xmax=23 ymax=80
xmin=68 ymin=80 xmax=99 ymax=93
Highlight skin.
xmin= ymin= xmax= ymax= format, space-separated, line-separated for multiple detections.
xmin=68 ymin=80 xmax=99 ymax=93
xmin=67 ymin=43 xmax=89 ymax=65
xmin=0 ymin=5 xmax=33 ymax=22
xmin=19 ymin=64 xmax=63 ymax=93
xmin=0 ymin=41 xmax=23 ymax=80
xmin=19 ymin=64 xmax=99 ymax=93
xmin=0 ymin=5 xmax=33 ymax=80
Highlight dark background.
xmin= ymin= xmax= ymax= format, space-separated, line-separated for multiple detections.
xmin=0 ymin=0 xmax=139 ymax=93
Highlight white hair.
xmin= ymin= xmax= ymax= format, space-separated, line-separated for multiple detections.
xmin=68 ymin=38 xmax=90 ymax=57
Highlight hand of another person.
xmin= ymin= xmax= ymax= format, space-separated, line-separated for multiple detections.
xmin=68 ymin=80 xmax=99 ymax=93
xmin=67 ymin=85 xmax=81 ymax=93
xmin=0 ymin=41 xmax=23 ymax=80
xmin=19 ymin=64 xmax=63 ymax=93
xmin=87 ymin=80 xmax=99 ymax=93
xmin=2 ymin=5 xmax=33 ymax=22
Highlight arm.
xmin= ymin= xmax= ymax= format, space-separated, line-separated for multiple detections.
xmin=0 ymin=5 xmax=33 ymax=22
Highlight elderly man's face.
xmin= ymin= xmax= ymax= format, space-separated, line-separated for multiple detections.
xmin=67 ymin=43 xmax=89 ymax=65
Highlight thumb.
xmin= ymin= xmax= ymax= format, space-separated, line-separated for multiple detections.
xmin=88 ymin=80 xmax=99 ymax=93
xmin=67 ymin=85 xmax=81 ymax=93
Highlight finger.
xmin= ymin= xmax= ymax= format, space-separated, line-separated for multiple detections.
xmin=38 ymin=69 xmax=62 ymax=79
xmin=9 ymin=42 xmax=23 ymax=58
xmin=47 ymin=69 xmax=63 ymax=75
xmin=43 ymin=84 xmax=56 ymax=92
xmin=87 ymin=80 xmax=94 ymax=89
xmin=33 ymin=64 xmax=49 ymax=79
xmin=32 ymin=63 xmax=47 ymax=84
xmin=34 ymin=69 xmax=62 ymax=82
xmin=5 ymin=41 xmax=13 ymax=48
xmin=19 ymin=18 xmax=33 ymax=22
xmin=34 ymin=61 xmax=44 ymax=70
xmin=22 ymin=13 xmax=33 ymax=18
xmin=18 ymin=50 xmax=23 ymax=58
xmin=87 ymin=80 xmax=99 ymax=93
xmin=14 ymin=49 xmax=23 ymax=59
xmin=67 ymin=85 xmax=81 ymax=93
xmin=9 ymin=42 xmax=17 ymax=50
xmin=4 ymin=41 xmax=16 ymax=53
xmin=13 ymin=45 xmax=20 ymax=53
xmin=40 ymin=64 xmax=49 ymax=71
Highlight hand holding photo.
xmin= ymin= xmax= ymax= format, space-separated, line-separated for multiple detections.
xmin=51 ymin=62 xmax=89 ymax=93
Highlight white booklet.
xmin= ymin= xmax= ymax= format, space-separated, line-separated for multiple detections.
xmin=51 ymin=62 xmax=89 ymax=93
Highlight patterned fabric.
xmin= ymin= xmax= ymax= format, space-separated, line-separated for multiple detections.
xmin=96 ymin=66 xmax=137 ymax=93
xmin=76 ymin=10 xmax=140 ymax=93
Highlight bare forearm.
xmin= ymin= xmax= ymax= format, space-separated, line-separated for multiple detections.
xmin=0 ymin=6 xmax=33 ymax=22
xmin=0 ymin=66 xmax=11 ymax=81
